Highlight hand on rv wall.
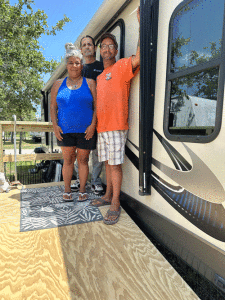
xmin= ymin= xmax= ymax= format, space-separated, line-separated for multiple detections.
xmin=131 ymin=6 xmax=140 ymax=72
xmin=137 ymin=6 xmax=140 ymax=24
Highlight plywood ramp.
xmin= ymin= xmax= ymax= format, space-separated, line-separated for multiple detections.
xmin=0 ymin=183 xmax=199 ymax=300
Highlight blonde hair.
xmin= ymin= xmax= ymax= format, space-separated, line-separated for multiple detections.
xmin=65 ymin=43 xmax=83 ymax=64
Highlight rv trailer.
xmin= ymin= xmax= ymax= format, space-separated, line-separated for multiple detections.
xmin=42 ymin=0 xmax=225 ymax=293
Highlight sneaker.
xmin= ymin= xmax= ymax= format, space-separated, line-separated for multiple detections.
xmin=71 ymin=179 xmax=80 ymax=192
xmin=71 ymin=179 xmax=88 ymax=192
xmin=91 ymin=184 xmax=104 ymax=194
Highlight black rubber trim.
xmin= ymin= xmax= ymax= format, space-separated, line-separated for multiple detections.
xmin=139 ymin=0 xmax=159 ymax=195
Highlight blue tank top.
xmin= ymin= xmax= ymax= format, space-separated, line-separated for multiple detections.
xmin=56 ymin=77 xmax=93 ymax=133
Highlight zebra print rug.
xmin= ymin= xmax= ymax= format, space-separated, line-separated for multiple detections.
xmin=20 ymin=185 xmax=103 ymax=232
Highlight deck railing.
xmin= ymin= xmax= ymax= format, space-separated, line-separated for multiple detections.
xmin=0 ymin=121 xmax=63 ymax=176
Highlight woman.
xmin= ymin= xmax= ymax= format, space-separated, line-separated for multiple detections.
xmin=50 ymin=43 xmax=97 ymax=202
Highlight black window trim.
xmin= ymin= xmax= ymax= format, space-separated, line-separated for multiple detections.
xmin=164 ymin=0 xmax=225 ymax=144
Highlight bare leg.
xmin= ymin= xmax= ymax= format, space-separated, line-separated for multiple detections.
xmin=61 ymin=146 xmax=76 ymax=193
xmin=109 ymin=164 xmax=122 ymax=211
xmin=77 ymin=148 xmax=90 ymax=193
xmin=104 ymin=163 xmax=122 ymax=223
xmin=104 ymin=161 xmax=113 ymax=200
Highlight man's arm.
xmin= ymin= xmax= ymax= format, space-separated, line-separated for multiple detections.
xmin=131 ymin=6 xmax=140 ymax=72
xmin=85 ymin=78 xmax=97 ymax=140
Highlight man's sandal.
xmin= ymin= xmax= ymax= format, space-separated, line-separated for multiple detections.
xmin=63 ymin=192 xmax=73 ymax=202
xmin=77 ymin=192 xmax=89 ymax=202
xmin=90 ymin=197 xmax=111 ymax=207
xmin=103 ymin=207 xmax=121 ymax=225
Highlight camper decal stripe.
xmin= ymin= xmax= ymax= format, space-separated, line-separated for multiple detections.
xmin=125 ymin=145 xmax=139 ymax=170
xmin=127 ymin=138 xmax=139 ymax=151
xmin=153 ymin=129 xmax=192 ymax=171
xmin=152 ymin=133 xmax=225 ymax=204
xmin=125 ymin=130 xmax=225 ymax=242
xmin=151 ymin=171 xmax=225 ymax=242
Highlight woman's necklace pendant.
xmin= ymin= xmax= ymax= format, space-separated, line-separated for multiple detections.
xmin=68 ymin=77 xmax=81 ymax=89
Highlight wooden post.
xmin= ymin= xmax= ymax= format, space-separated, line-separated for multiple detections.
xmin=12 ymin=115 xmax=17 ymax=181
xmin=0 ymin=125 xmax=3 ymax=173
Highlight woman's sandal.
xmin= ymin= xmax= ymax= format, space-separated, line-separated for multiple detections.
xmin=90 ymin=197 xmax=111 ymax=207
xmin=63 ymin=192 xmax=73 ymax=202
xmin=77 ymin=192 xmax=89 ymax=202
xmin=103 ymin=207 xmax=121 ymax=225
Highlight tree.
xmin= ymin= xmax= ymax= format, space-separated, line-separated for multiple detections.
xmin=0 ymin=0 xmax=71 ymax=153
xmin=0 ymin=0 xmax=71 ymax=122
xmin=170 ymin=37 xmax=221 ymax=115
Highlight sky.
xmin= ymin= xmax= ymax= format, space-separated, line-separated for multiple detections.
xmin=10 ymin=0 xmax=103 ymax=81
xmin=9 ymin=0 xmax=104 ymax=118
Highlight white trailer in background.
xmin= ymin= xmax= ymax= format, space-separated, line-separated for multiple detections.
xmin=171 ymin=95 xmax=217 ymax=127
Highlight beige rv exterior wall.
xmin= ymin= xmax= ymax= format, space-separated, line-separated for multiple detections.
xmin=138 ymin=0 xmax=225 ymax=255
xmin=152 ymin=0 xmax=225 ymax=254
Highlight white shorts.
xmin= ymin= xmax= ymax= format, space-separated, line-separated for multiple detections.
xmin=97 ymin=130 xmax=128 ymax=165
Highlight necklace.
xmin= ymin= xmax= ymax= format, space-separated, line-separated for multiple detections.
xmin=68 ymin=76 xmax=82 ymax=89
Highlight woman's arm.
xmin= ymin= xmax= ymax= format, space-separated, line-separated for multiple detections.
xmin=50 ymin=79 xmax=64 ymax=141
xmin=85 ymin=78 xmax=97 ymax=140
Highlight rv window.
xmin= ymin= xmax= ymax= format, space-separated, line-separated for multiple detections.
xmin=95 ymin=19 xmax=125 ymax=61
xmin=109 ymin=26 xmax=121 ymax=61
xmin=96 ymin=42 xmax=101 ymax=62
xmin=165 ymin=0 xmax=225 ymax=142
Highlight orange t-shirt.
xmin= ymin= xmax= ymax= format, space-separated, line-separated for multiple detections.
xmin=96 ymin=57 xmax=139 ymax=133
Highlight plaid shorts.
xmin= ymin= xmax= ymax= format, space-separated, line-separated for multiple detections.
xmin=97 ymin=130 xmax=128 ymax=165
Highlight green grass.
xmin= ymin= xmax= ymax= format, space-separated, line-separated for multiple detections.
xmin=5 ymin=161 xmax=41 ymax=173
xmin=4 ymin=160 xmax=44 ymax=184
xmin=3 ymin=139 xmax=43 ymax=150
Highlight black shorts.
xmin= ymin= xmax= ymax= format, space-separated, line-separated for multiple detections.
xmin=57 ymin=132 xmax=96 ymax=150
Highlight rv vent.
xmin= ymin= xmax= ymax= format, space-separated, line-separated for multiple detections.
xmin=214 ymin=274 xmax=225 ymax=293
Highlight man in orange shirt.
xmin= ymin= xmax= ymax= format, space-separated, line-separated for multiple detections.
xmin=91 ymin=7 xmax=140 ymax=225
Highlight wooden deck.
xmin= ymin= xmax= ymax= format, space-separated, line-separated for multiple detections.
xmin=0 ymin=183 xmax=199 ymax=300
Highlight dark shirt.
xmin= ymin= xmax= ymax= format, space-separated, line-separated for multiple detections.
xmin=82 ymin=60 xmax=104 ymax=81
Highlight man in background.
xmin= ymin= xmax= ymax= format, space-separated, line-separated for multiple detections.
xmin=71 ymin=36 xmax=104 ymax=194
